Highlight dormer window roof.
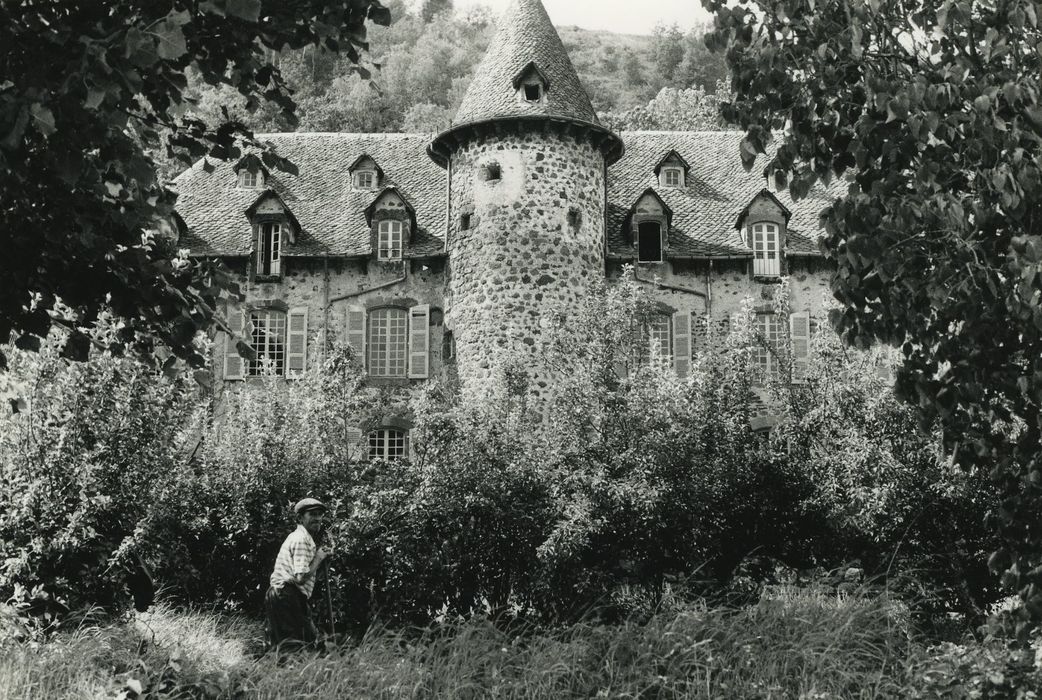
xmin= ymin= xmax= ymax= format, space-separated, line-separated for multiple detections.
xmin=512 ymin=61 xmax=550 ymax=104
xmin=245 ymin=190 xmax=300 ymax=242
xmin=626 ymin=188 xmax=673 ymax=264
xmin=364 ymin=187 xmax=417 ymax=234
xmin=234 ymin=154 xmax=269 ymax=189
xmin=654 ymin=150 xmax=690 ymax=188
xmin=349 ymin=154 xmax=384 ymax=191
xmin=735 ymin=189 xmax=792 ymax=230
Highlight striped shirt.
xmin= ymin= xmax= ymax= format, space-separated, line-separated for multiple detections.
xmin=269 ymin=525 xmax=319 ymax=598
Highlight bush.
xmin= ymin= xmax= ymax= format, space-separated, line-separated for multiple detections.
xmin=0 ymin=324 xmax=199 ymax=620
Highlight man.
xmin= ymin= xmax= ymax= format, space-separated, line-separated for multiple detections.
xmin=265 ymin=497 xmax=331 ymax=651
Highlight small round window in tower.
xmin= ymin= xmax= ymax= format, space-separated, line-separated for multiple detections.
xmin=460 ymin=213 xmax=472 ymax=230
xmin=481 ymin=162 xmax=502 ymax=182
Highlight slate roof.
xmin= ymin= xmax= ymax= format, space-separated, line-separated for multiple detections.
xmin=174 ymin=133 xmax=446 ymax=258
xmin=607 ymin=131 xmax=842 ymax=259
xmin=451 ymin=0 xmax=599 ymax=127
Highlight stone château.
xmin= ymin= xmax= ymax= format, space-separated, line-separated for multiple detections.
xmin=174 ymin=0 xmax=838 ymax=458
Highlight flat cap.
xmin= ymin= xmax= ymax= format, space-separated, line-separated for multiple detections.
xmin=293 ymin=498 xmax=328 ymax=515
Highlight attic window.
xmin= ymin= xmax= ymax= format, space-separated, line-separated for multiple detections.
xmin=523 ymin=83 xmax=542 ymax=102
xmin=354 ymin=170 xmax=377 ymax=190
xmin=238 ymin=170 xmax=263 ymax=189
xmin=481 ymin=162 xmax=501 ymax=182
xmin=637 ymin=221 xmax=664 ymax=263
xmin=661 ymin=167 xmax=684 ymax=188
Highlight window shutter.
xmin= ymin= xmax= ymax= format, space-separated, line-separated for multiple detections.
xmin=286 ymin=306 xmax=308 ymax=377
xmin=408 ymin=304 xmax=431 ymax=379
xmin=346 ymin=305 xmax=367 ymax=367
xmin=223 ymin=309 xmax=245 ymax=380
xmin=271 ymin=223 xmax=282 ymax=276
xmin=672 ymin=311 xmax=691 ymax=378
xmin=790 ymin=311 xmax=811 ymax=383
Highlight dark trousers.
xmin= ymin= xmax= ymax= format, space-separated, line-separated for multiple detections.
xmin=265 ymin=584 xmax=319 ymax=652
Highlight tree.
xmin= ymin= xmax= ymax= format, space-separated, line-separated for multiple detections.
xmin=0 ymin=0 xmax=389 ymax=378
xmin=651 ymin=23 xmax=685 ymax=85
xmin=704 ymin=0 xmax=1042 ymax=639
xmin=421 ymin=0 xmax=453 ymax=23
xmin=600 ymin=85 xmax=728 ymax=132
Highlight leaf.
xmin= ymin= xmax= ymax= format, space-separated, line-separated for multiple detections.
xmin=154 ymin=15 xmax=188 ymax=61
xmin=30 ymin=103 xmax=55 ymax=136
xmin=225 ymin=0 xmax=261 ymax=22
xmin=84 ymin=88 xmax=106 ymax=110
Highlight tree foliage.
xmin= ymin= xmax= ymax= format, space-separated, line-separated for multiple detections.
xmin=0 ymin=0 xmax=388 ymax=373
xmin=704 ymin=0 xmax=1042 ymax=637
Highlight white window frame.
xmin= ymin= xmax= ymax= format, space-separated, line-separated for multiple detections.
xmin=377 ymin=220 xmax=403 ymax=261
xmin=354 ymin=170 xmax=377 ymax=190
xmin=238 ymin=170 xmax=263 ymax=189
xmin=246 ymin=309 xmax=287 ymax=376
xmin=256 ymin=222 xmax=281 ymax=277
xmin=752 ymin=222 xmax=781 ymax=277
xmin=368 ymin=428 xmax=409 ymax=461
xmin=633 ymin=313 xmax=672 ymax=369
xmin=661 ymin=167 xmax=684 ymax=188
xmin=754 ymin=312 xmax=783 ymax=380
xmin=367 ymin=307 xmax=409 ymax=378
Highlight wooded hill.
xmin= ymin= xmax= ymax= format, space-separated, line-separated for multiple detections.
xmin=184 ymin=0 xmax=728 ymax=139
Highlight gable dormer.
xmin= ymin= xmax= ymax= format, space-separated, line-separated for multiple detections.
xmin=234 ymin=153 xmax=268 ymax=189
xmin=626 ymin=188 xmax=673 ymax=264
xmin=349 ymin=154 xmax=383 ymax=191
xmin=512 ymin=61 xmax=550 ymax=104
xmin=736 ymin=189 xmax=791 ymax=278
xmin=245 ymin=190 xmax=299 ymax=279
xmin=364 ymin=187 xmax=416 ymax=262
xmin=654 ymin=150 xmax=690 ymax=189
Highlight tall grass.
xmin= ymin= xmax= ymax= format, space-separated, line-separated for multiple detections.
xmin=1 ymin=589 xmax=1037 ymax=699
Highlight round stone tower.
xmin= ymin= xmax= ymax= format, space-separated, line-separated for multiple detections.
xmin=428 ymin=0 xmax=623 ymax=404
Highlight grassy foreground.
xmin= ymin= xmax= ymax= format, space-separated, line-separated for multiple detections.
xmin=1 ymin=589 xmax=1040 ymax=699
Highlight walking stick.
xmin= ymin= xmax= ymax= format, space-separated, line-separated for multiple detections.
xmin=324 ymin=558 xmax=336 ymax=645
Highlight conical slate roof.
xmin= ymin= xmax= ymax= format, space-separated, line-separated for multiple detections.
xmin=452 ymin=0 xmax=599 ymax=126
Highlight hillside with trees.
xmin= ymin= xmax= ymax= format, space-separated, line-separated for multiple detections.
xmin=183 ymin=0 xmax=729 ymax=143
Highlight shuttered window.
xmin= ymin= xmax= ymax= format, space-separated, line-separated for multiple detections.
xmin=368 ymin=428 xmax=409 ymax=461
xmin=751 ymin=223 xmax=780 ymax=277
xmin=672 ymin=311 xmax=692 ymax=378
xmin=377 ymin=221 xmax=403 ymax=261
xmin=633 ymin=313 xmax=672 ymax=369
xmin=368 ymin=307 xmax=409 ymax=377
xmin=286 ymin=307 xmax=308 ymax=377
xmin=247 ymin=309 xmax=286 ymax=376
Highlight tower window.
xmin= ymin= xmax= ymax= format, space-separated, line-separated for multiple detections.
xmin=481 ymin=162 xmax=501 ymax=182
xmin=637 ymin=221 xmax=663 ymax=263
xmin=523 ymin=83 xmax=542 ymax=102
xmin=460 ymin=213 xmax=472 ymax=231
xmin=567 ymin=208 xmax=581 ymax=231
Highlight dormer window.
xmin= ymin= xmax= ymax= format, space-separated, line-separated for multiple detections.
xmin=662 ymin=167 xmax=683 ymax=188
xmin=257 ymin=222 xmax=282 ymax=277
xmin=751 ymin=222 xmax=781 ymax=277
xmin=354 ymin=170 xmax=376 ymax=190
xmin=378 ymin=220 xmax=403 ymax=261
xmin=627 ymin=188 xmax=672 ymax=264
xmin=654 ymin=150 xmax=690 ymax=190
xmin=513 ymin=61 xmax=549 ymax=106
xmin=238 ymin=170 xmax=263 ymax=189
xmin=637 ymin=222 xmax=664 ymax=263
xmin=349 ymin=154 xmax=383 ymax=192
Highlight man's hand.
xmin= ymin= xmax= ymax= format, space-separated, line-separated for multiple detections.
xmin=315 ymin=546 xmax=331 ymax=564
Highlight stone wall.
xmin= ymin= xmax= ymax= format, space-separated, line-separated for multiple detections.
xmin=217 ymin=257 xmax=447 ymax=381
xmin=445 ymin=129 xmax=607 ymax=400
